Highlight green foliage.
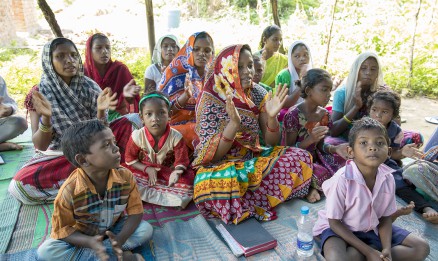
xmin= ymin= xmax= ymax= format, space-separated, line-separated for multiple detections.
xmin=385 ymin=55 xmax=438 ymax=98
xmin=116 ymin=48 xmax=150 ymax=88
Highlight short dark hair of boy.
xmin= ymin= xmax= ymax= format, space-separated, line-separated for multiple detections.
xmin=367 ymin=90 xmax=401 ymax=119
xmin=299 ymin=68 xmax=332 ymax=98
xmin=348 ymin=117 xmax=390 ymax=147
xmin=61 ymin=119 xmax=107 ymax=167
xmin=139 ymin=90 xmax=170 ymax=113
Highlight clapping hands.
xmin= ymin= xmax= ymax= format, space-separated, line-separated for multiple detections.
xmin=97 ymin=87 xmax=118 ymax=111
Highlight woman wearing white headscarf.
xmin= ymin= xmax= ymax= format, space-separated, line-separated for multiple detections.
xmin=144 ymin=34 xmax=180 ymax=93
xmin=330 ymin=52 xmax=386 ymax=138
xmin=275 ymin=41 xmax=313 ymax=121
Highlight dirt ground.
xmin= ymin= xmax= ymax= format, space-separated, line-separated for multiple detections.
xmin=399 ymin=97 xmax=438 ymax=144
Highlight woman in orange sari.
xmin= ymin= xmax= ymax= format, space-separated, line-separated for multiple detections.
xmin=158 ymin=32 xmax=214 ymax=150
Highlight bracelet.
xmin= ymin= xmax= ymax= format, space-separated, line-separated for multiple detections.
xmin=266 ymin=122 xmax=280 ymax=132
xmin=39 ymin=118 xmax=52 ymax=133
xmin=175 ymin=97 xmax=184 ymax=110
xmin=221 ymin=134 xmax=234 ymax=143
xmin=295 ymin=142 xmax=301 ymax=148
xmin=143 ymin=166 xmax=150 ymax=174
xmin=322 ymin=143 xmax=329 ymax=153
xmin=343 ymin=115 xmax=352 ymax=124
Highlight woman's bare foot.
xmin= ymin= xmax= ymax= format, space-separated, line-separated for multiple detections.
xmin=423 ymin=207 xmax=438 ymax=224
xmin=391 ymin=201 xmax=415 ymax=222
xmin=306 ymin=188 xmax=321 ymax=203
xmin=0 ymin=142 xmax=23 ymax=152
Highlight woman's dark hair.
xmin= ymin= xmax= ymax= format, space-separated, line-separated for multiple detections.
xmin=139 ymin=90 xmax=171 ymax=113
xmin=195 ymin=32 xmax=214 ymax=55
xmin=259 ymin=25 xmax=282 ymax=49
xmin=61 ymin=119 xmax=107 ymax=167
xmin=50 ymin=38 xmax=77 ymax=54
xmin=291 ymin=43 xmax=308 ymax=54
xmin=240 ymin=44 xmax=252 ymax=55
xmin=297 ymin=68 xmax=332 ymax=98
xmin=367 ymin=90 xmax=401 ymax=119
xmin=348 ymin=117 xmax=389 ymax=147
xmin=91 ymin=33 xmax=109 ymax=46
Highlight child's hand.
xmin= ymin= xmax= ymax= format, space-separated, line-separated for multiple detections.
xmin=32 ymin=91 xmax=52 ymax=118
xmin=380 ymin=248 xmax=392 ymax=261
xmin=225 ymin=92 xmax=241 ymax=125
xmin=168 ymin=169 xmax=183 ymax=187
xmin=298 ymin=64 xmax=310 ymax=78
xmin=106 ymin=231 xmax=123 ymax=260
xmin=145 ymin=167 xmax=159 ymax=186
xmin=123 ymin=79 xmax=141 ymax=98
xmin=265 ymin=84 xmax=288 ymax=118
xmin=308 ymin=123 xmax=328 ymax=143
xmin=366 ymin=249 xmax=386 ymax=261
xmin=90 ymin=235 xmax=109 ymax=261
xmin=334 ymin=143 xmax=349 ymax=159
xmin=97 ymin=87 xmax=118 ymax=111
xmin=401 ymin=143 xmax=424 ymax=159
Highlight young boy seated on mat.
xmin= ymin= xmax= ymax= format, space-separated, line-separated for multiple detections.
xmin=37 ymin=119 xmax=152 ymax=261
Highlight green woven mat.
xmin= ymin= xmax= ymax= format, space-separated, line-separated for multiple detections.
xmin=0 ymin=180 xmax=21 ymax=253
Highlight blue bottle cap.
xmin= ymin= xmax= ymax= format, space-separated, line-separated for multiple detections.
xmin=301 ymin=206 xmax=309 ymax=215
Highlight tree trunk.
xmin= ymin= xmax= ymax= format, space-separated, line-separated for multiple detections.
xmin=408 ymin=0 xmax=422 ymax=87
xmin=324 ymin=0 xmax=338 ymax=67
xmin=37 ymin=0 xmax=63 ymax=37
xmin=270 ymin=0 xmax=285 ymax=54
xmin=145 ymin=0 xmax=156 ymax=58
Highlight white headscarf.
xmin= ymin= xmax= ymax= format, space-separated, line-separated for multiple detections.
xmin=343 ymin=52 xmax=384 ymax=113
xmin=287 ymin=41 xmax=313 ymax=99
xmin=151 ymin=34 xmax=180 ymax=65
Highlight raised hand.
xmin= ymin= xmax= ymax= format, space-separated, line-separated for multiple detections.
xmin=106 ymin=231 xmax=123 ymax=261
xmin=225 ymin=92 xmax=241 ymax=125
xmin=97 ymin=87 xmax=118 ymax=111
xmin=123 ymin=79 xmax=141 ymax=98
xmin=353 ymin=81 xmax=363 ymax=109
xmin=145 ymin=167 xmax=159 ymax=186
xmin=184 ymin=82 xmax=193 ymax=98
xmin=401 ymin=143 xmax=424 ymax=159
xmin=265 ymin=84 xmax=289 ymax=118
xmin=308 ymin=123 xmax=328 ymax=144
xmin=90 ymin=235 xmax=109 ymax=261
xmin=168 ymin=169 xmax=183 ymax=187
xmin=32 ymin=91 xmax=52 ymax=118
xmin=299 ymin=64 xmax=310 ymax=78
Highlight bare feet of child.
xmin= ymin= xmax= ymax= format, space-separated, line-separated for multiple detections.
xmin=423 ymin=207 xmax=438 ymax=224
xmin=0 ymin=142 xmax=23 ymax=152
xmin=391 ymin=201 xmax=415 ymax=222
xmin=306 ymin=188 xmax=321 ymax=203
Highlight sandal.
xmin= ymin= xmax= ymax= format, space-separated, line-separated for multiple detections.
xmin=425 ymin=116 xmax=438 ymax=124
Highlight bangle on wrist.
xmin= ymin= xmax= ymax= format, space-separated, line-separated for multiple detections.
xmin=266 ymin=122 xmax=280 ymax=132
xmin=175 ymin=97 xmax=184 ymax=110
xmin=221 ymin=134 xmax=234 ymax=143
xmin=295 ymin=142 xmax=301 ymax=148
xmin=39 ymin=118 xmax=52 ymax=133
xmin=143 ymin=166 xmax=150 ymax=174
xmin=343 ymin=115 xmax=352 ymax=124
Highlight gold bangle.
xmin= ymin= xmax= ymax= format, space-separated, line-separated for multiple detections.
xmin=343 ymin=115 xmax=352 ymax=124
xmin=39 ymin=124 xmax=52 ymax=133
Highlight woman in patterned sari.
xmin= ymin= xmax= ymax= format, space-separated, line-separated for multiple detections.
xmin=193 ymin=44 xmax=314 ymax=224
xmin=158 ymin=32 xmax=214 ymax=150
xmin=8 ymin=38 xmax=131 ymax=205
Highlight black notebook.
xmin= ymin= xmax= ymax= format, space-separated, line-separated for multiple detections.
xmin=216 ymin=218 xmax=277 ymax=257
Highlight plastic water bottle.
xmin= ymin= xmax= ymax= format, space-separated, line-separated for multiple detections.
xmin=296 ymin=206 xmax=314 ymax=257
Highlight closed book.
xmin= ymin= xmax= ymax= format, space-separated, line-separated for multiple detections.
xmin=216 ymin=218 xmax=277 ymax=257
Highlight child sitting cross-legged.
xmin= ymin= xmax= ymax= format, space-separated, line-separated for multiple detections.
xmin=368 ymin=90 xmax=438 ymax=223
xmin=37 ymin=119 xmax=152 ymax=261
xmin=313 ymin=117 xmax=430 ymax=261
xmin=124 ymin=91 xmax=195 ymax=209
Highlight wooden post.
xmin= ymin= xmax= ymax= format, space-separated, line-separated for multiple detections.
xmin=408 ymin=0 xmax=422 ymax=88
xmin=270 ymin=0 xmax=285 ymax=54
xmin=145 ymin=0 xmax=156 ymax=58
xmin=37 ymin=0 xmax=63 ymax=37
xmin=324 ymin=0 xmax=339 ymax=68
